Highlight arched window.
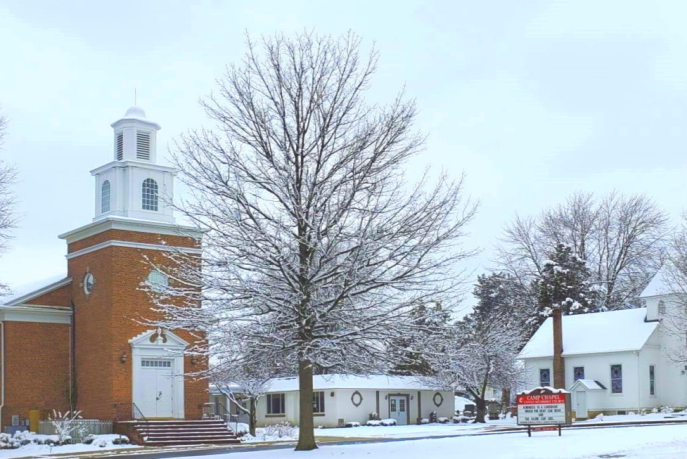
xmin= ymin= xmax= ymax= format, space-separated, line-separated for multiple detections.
xmin=142 ymin=178 xmax=158 ymax=211
xmin=147 ymin=270 xmax=169 ymax=292
xmin=101 ymin=180 xmax=111 ymax=213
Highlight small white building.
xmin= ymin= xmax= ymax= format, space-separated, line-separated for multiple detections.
xmin=518 ymin=272 xmax=687 ymax=419
xmin=220 ymin=375 xmax=455 ymax=428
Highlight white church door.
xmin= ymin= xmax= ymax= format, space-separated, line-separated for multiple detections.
xmin=130 ymin=329 xmax=188 ymax=419
xmin=389 ymin=395 xmax=408 ymax=425
xmin=575 ymin=391 xmax=587 ymax=419
xmin=139 ymin=359 xmax=175 ymax=418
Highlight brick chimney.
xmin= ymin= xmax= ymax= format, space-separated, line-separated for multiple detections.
xmin=552 ymin=308 xmax=565 ymax=389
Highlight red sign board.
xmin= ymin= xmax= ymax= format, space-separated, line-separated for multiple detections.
xmin=517 ymin=389 xmax=571 ymax=426
xmin=516 ymin=393 xmax=566 ymax=405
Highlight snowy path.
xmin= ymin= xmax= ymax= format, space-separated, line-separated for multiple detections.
xmin=171 ymin=424 xmax=687 ymax=459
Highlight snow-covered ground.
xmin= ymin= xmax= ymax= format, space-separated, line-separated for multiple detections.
xmin=176 ymin=424 xmax=687 ymax=459
xmin=237 ymin=418 xmax=518 ymax=442
xmin=0 ymin=433 xmax=139 ymax=458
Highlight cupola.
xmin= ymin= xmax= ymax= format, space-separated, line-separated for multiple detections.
xmin=90 ymin=106 xmax=176 ymax=224
xmin=110 ymin=106 xmax=161 ymax=163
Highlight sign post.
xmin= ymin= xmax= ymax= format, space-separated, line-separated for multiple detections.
xmin=516 ymin=387 xmax=572 ymax=436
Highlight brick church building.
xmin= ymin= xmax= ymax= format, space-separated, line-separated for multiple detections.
xmin=0 ymin=107 xmax=208 ymax=429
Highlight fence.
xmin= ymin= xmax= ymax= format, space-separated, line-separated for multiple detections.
xmin=38 ymin=420 xmax=113 ymax=443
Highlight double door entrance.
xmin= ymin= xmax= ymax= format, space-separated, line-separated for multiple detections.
xmin=389 ymin=395 xmax=409 ymax=425
xmin=136 ymin=359 xmax=174 ymax=418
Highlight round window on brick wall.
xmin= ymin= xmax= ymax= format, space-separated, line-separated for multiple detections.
xmin=147 ymin=270 xmax=169 ymax=292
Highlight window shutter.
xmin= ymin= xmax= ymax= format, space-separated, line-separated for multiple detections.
xmin=116 ymin=132 xmax=123 ymax=160
xmin=136 ymin=131 xmax=151 ymax=160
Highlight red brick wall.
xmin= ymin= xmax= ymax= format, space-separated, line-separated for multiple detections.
xmin=69 ymin=228 xmax=207 ymax=420
xmin=29 ymin=284 xmax=72 ymax=308
xmin=1 ymin=322 xmax=71 ymax=427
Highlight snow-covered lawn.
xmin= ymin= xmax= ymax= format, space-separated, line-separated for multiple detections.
xmin=238 ymin=418 xmax=518 ymax=443
xmin=176 ymin=424 xmax=687 ymax=459
xmin=575 ymin=411 xmax=687 ymax=424
xmin=0 ymin=433 xmax=139 ymax=458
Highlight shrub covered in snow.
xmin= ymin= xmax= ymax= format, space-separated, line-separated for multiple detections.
xmin=262 ymin=422 xmax=296 ymax=440
xmin=366 ymin=420 xmax=382 ymax=426
xmin=343 ymin=422 xmax=361 ymax=428
xmin=83 ymin=434 xmax=129 ymax=447
xmin=49 ymin=410 xmax=82 ymax=445
xmin=369 ymin=411 xmax=380 ymax=420
xmin=420 ymin=418 xmax=429 ymax=424
xmin=429 ymin=411 xmax=438 ymax=423
xmin=380 ymin=419 xmax=397 ymax=426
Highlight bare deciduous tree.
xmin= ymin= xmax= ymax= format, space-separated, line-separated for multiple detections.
xmin=498 ymin=191 xmax=667 ymax=312
xmin=211 ymin=359 xmax=278 ymax=437
xmin=150 ymin=32 xmax=476 ymax=451
xmin=0 ymin=110 xmax=16 ymax=296
xmin=422 ymin=316 xmax=522 ymax=423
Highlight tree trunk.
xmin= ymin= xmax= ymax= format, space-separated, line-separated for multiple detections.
xmin=249 ymin=397 xmax=257 ymax=437
xmin=501 ymin=388 xmax=511 ymax=410
xmin=295 ymin=359 xmax=317 ymax=451
xmin=474 ymin=398 xmax=487 ymax=423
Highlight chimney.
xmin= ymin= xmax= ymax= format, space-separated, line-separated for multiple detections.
xmin=552 ymin=308 xmax=565 ymax=388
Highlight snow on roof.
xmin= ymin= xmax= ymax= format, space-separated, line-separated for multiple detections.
xmin=571 ymin=379 xmax=605 ymax=391
xmin=266 ymin=374 xmax=440 ymax=393
xmin=454 ymin=396 xmax=475 ymax=411
xmin=517 ymin=308 xmax=657 ymax=359
xmin=640 ymin=270 xmax=674 ymax=298
xmin=1 ymin=273 xmax=70 ymax=306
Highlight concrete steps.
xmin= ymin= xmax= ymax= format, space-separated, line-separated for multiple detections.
xmin=129 ymin=420 xmax=241 ymax=446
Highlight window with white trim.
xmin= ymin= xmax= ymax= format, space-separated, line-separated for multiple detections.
xmin=141 ymin=359 xmax=172 ymax=368
xmin=267 ymin=393 xmax=285 ymax=415
xmin=658 ymin=300 xmax=666 ymax=315
xmin=148 ymin=270 xmax=169 ymax=292
xmin=539 ymin=368 xmax=551 ymax=387
xmin=142 ymin=178 xmax=158 ymax=211
xmin=611 ymin=364 xmax=623 ymax=394
xmin=313 ymin=391 xmax=325 ymax=414
xmin=574 ymin=366 xmax=585 ymax=381
xmin=101 ymin=180 xmax=111 ymax=213
xmin=650 ymin=365 xmax=656 ymax=396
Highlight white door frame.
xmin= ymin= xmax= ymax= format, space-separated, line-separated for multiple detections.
xmin=130 ymin=329 xmax=188 ymax=419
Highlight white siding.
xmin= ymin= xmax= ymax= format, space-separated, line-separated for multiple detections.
xmin=255 ymin=389 xmax=454 ymax=428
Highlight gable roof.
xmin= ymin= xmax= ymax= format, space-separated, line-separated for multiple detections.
xmin=265 ymin=374 xmax=440 ymax=393
xmin=1 ymin=273 xmax=71 ymax=306
xmin=570 ymin=379 xmax=606 ymax=391
xmin=640 ymin=270 xmax=674 ymax=298
xmin=517 ymin=308 xmax=658 ymax=359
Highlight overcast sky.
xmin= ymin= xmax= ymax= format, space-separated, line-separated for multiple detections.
xmin=1 ymin=0 xmax=686 ymax=309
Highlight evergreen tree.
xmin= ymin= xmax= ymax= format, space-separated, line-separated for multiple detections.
xmin=532 ymin=243 xmax=598 ymax=329
xmin=472 ymin=272 xmax=535 ymax=342
xmin=388 ymin=301 xmax=450 ymax=376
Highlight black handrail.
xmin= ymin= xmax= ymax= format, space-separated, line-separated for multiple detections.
xmin=131 ymin=402 xmax=150 ymax=440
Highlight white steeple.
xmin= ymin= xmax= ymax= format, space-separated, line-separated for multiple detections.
xmin=90 ymin=106 xmax=176 ymax=224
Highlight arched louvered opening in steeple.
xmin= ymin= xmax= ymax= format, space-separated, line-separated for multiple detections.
xmin=101 ymin=180 xmax=111 ymax=213
xmin=142 ymin=178 xmax=158 ymax=211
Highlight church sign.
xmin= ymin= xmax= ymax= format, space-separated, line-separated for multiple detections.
xmin=517 ymin=388 xmax=572 ymax=435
